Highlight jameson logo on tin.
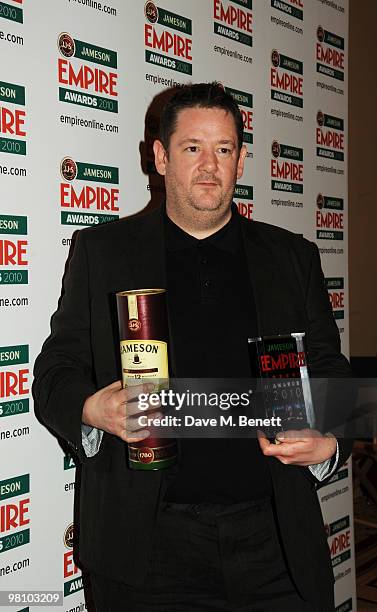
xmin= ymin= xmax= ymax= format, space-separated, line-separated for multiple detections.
xmin=63 ymin=524 xmax=83 ymax=597
xmin=0 ymin=80 xmax=26 ymax=156
xmin=316 ymin=194 xmax=343 ymax=240
xmin=326 ymin=515 xmax=351 ymax=568
xmin=234 ymin=183 xmax=254 ymax=220
xmin=316 ymin=111 xmax=344 ymax=162
xmin=225 ymin=86 xmax=253 ymax=148
xmin=270 ymin=49 xmax=303 ymax=108
xmin=271 ymin=0 xmax=303 ymax=21
xmin=325 ymin=277 xmax=344 ymax=320
xmin=0 ymin=214 xmax=28 ymax=285
xmin=60 ymin=157 xmax=120 ymax=227
xmin=0 ymin=0 xmax=23 ymax=24
xmin=214 ymin=0 xmax=253 ymax=47
xmin=144 ymin=2 xmax=192 ymax=75
xmin=0 ymin=344 xmax=30 ymax=420
xmin=316 ymin=25 xmax=345 ymax=82
xmin=0 ymin=473 xmax=30 ymax=554
xmin=58 ymin=32 xmax=118 ymax=113
xmin=270 ymin=140 xmax=303 ymax=193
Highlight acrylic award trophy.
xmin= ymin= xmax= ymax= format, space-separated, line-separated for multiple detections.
xmin=248 ymin=332 xmax=315 ymax=437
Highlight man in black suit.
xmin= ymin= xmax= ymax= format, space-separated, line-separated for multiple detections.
xmin=34 ymin=83 xmax=352 ymax=611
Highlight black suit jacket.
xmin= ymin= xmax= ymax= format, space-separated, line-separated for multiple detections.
xmin=33 ymin=205 xmax=353 ymax=604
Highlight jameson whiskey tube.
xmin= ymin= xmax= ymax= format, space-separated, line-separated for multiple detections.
xmin=248 ymin=332 xmax=315 ymax=436
xmin=116 ymin=288 xmax=177 ymax=470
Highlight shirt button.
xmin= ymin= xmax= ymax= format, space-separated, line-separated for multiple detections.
xmin=204 ymin=280 xmax=211 ymax=288
xmin=201 ymin=258 xmax=208 ymax=265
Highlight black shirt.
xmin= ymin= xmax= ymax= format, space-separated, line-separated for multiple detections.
xmin=164 ymin=209 xmax=272 ymax=503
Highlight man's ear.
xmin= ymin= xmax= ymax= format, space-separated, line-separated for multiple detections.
xmin=236 ymin=144 xmax=247 ymax=180
xmin=153 ymin=140 xmax=168 ymax=176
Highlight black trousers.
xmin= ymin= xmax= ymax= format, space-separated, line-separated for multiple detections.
xmin=90 ymin=498 xmax=327 ymax=611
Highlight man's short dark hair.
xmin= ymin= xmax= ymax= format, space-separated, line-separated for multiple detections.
xmin=159 ymin=82 xmax=244 ymax=152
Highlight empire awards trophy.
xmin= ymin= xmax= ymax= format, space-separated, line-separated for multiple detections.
xmin=248 ymin=332 xmax=315 ymax=437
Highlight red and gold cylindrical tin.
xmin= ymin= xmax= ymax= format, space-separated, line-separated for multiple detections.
xmin=116 ymin=288 xmax=177 ymax=470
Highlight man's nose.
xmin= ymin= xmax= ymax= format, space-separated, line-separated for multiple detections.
xmin=198 ymin=149 xmax=218 ymax=172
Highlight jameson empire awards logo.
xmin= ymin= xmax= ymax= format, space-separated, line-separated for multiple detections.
xmin=325 ymin=277 xmax=344 ymax=320
xmin=0 ymin=474 xmax=30 ymax=555
xmin=213 ymin=0 xmax=253 ymax=47
xmin=0 ymin=344 xmax=30 ymax=419
xmin=0 ymin=214 xmax=28 ymax=285
xmin=63 ymin=523 xmax=83 ymax=597
xmin=57 ymin=32 xmax=118 ymax=113
xmin=234 ymin=184 xmax=254 ymax=220
xmin=316 ymin=25 xmax=345 ymax=82
xmin=0 ymin=80 xmax=26 ymax=156
xmin=270 ymin=140 xmax=303 ymax=193
xmin=60 ymin=157 xmax=120 ymax=227
xmin=271 ymin=0 xmax=303 ymax=21
xmin=316 ymin=110 xmax=344 ymax=162
xmin=0 ymin=0 xmax=23 ymax=24
xmin=270 ymin=49 xmax=303 ymax=108
xmin=316 ymin=192 xmax=344 ymax=240
xmin=225 ymin=85 xmax=253 ymax=151
xmin=144 ymin=2 xmax=193 ymax=74
xmin=325 ymin=515 xmax=351 ymax=568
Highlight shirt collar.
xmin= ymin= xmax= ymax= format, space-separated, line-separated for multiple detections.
xmin=164 ymin=203 xmax=241 ymax=254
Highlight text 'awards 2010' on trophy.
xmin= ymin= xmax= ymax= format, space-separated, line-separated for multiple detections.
xmin=248 ymin=332 xmax=315 ymax=438
xmin=116 ymin=288 xmax=177 ymax=470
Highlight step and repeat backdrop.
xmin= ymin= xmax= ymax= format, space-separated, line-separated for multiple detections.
xmin=0 ymin=1 xmax=354 ymax=610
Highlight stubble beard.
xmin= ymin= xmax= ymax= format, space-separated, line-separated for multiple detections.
xmin=165 ymin=172 xmax=234 ymax=233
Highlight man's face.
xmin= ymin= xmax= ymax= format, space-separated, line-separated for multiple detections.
xmin=153 ymin=106 xmax=246 ymax=221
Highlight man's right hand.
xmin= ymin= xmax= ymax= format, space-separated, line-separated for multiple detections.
xmin=82 ymin=380 xmax=160 ymax=442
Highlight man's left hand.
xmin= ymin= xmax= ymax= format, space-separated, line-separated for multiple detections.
xmin=258 ymin=429 xmax=337 ymax=466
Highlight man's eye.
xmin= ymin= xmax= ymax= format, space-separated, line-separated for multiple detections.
xmin=186 ymin=146 xmax=199 ymax=152
xmin=218 ymin=147 xmax=231 ymax=154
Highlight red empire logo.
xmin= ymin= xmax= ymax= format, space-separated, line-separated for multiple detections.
xmin=316 ymin=45 xmax=344 ymax=69
xmin=0 ymin=369 xmax=29 ymax=399
xmin=64 ymin=551 xmax=80 ymax=579
xmin=316 ymin=212 xmax=343 ymax=229
xmin=0 ymin=498 xmax=30 ymax=534
xmin=144 ymin=25 xmax=192 ymax=60
xmin=0 ymin=239 xmax=28 ymax=266
xmin=316 ymin=129 xmax=344 ymax=150
xmin=241 ymin=109 xmax=253 ymax=131
xmin=237 ymin=202 xmax=253 ymax=220
xmin=214 ymin=0 xmax=252 ymax=33
xmin=270 ymin=70 xmax=303 ymax=95
xmin=60 ymin=184 xmax=119 ymax=212
xmin=329 ymin=530 xmax=351 ymax=556
xmin=0 ymin=106 xmax=26 ymax=137
xmin=58 ymin=60 xmax=118 ymax=97
xmin=329 ymin=292 xmax=344 ymax=309
xmin=271 ymin=160 xmax=303 ymax=182
xmin=260 ymin=352 xmax=306 ymax=372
